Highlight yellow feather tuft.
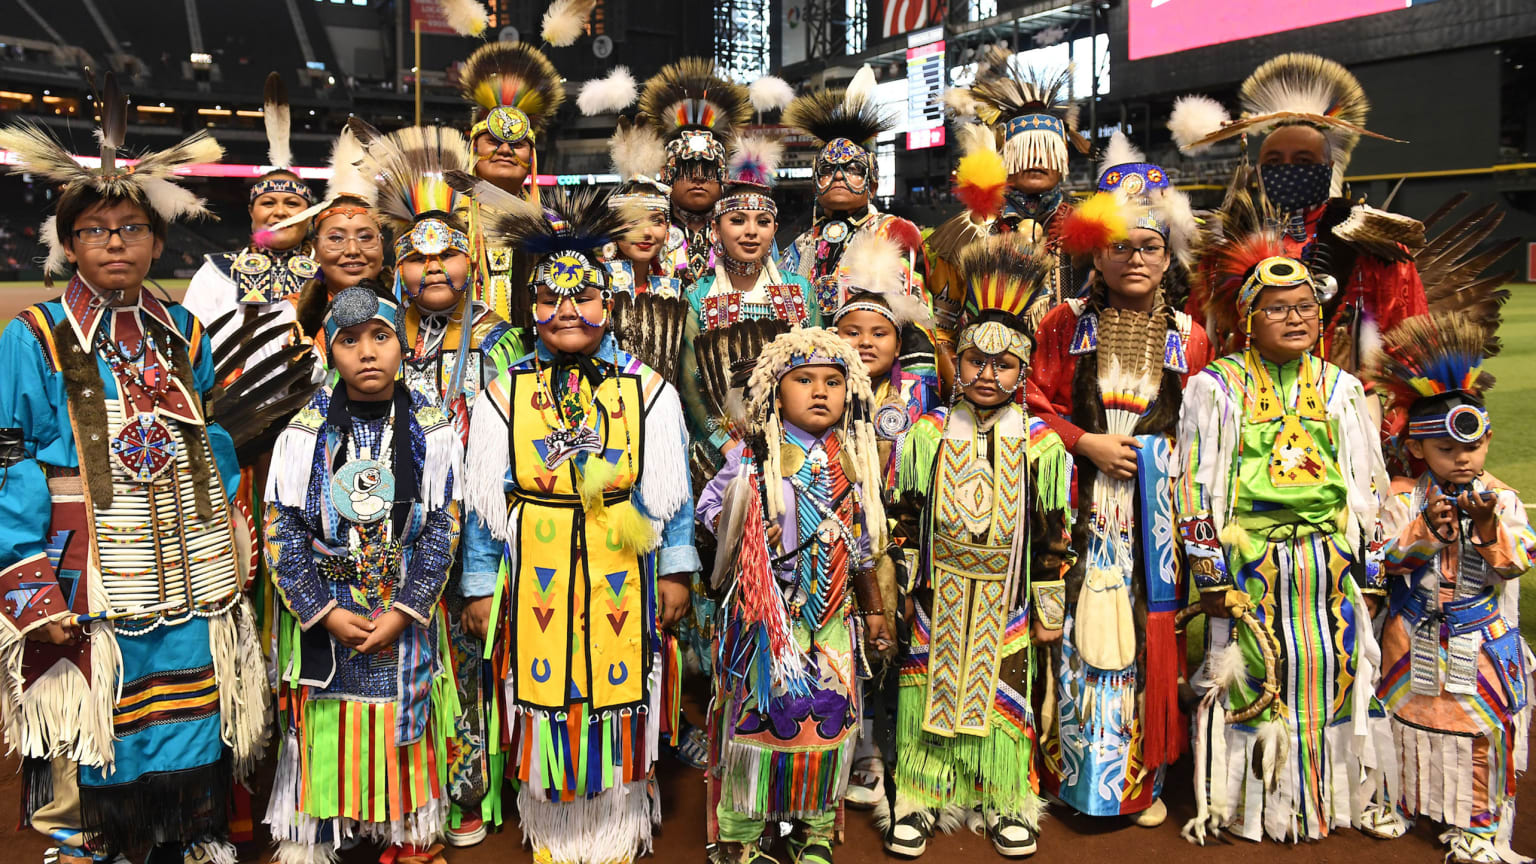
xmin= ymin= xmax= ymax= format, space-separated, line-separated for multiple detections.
xmin=606 ymin=501 xmax=658 ymax=555
xmin=956 ymin=147 xmax=1005 ymax=193
xmin=1076 ymin=191 xmax=1129 ymax=241
xmin=579 ymin=457 xmax=618 ymax=513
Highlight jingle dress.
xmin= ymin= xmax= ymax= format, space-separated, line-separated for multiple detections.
xmin=0 ymin=278 xmax=268 ymax=855
xmin=263 ymin=385 xmax=462 ymax=849
xmin=892 ymin=399 xmax=1072 ymax=825
xmin=1378 ymin=472 xmax=1532 ymax=853
xmin=461 ymin=332 xmax=696 ymax=864
xmin=1026 ymin=298 xmax=1212 ymax=817
xmin=1177 ymin=349 xmax=1391 ymax=841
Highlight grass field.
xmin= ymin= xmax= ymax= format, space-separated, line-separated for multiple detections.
xmin=1481 ymin=285 xmax=1536 ymax=641
xmin=5 ymin=279 xmax=1534 ymax=642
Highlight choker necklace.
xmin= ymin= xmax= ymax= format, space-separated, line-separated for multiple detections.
xmin=673 ymin=204 xmax=711 ymax=227
xmin=721 ymin=254 xmax=761 ymax=278
xmin=1003 ymin=188 xmax=1064 ymax=222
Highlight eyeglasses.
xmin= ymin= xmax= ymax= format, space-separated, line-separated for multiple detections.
xmin=72 ymin=224 xmax=153 ymax=247
xmin=1106 ymin=242 xmax=1167 ymax=263
xmin=319 ymin=231 xmax=382 ymax=252
xmin=1258 ymin=301 xmax=1321 ymax=321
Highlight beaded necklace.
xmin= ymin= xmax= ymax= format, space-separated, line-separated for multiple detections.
xmin=530 ymin=347 xmax=635 ymax=478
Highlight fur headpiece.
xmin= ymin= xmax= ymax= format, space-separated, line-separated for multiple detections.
xmin=460 ymin=41 xmax=566 ymax=143
xmin=1170 ymin=53 xmax=1401 ymax=192
xmin=638 ymin=58 xmax=751 ymax=183
xmin=1367 ymin=310 xmax=1500 ymax=442
xmin=953 ymin=47 xmax=1089 ymax=174
xmin=741 ymin=327 xmax=886 ymax=548
xmin=0 ymin=70 xmax=223 ymax=277
xmin=1059 ymin=131 xmax=1198 ymax=266
xmin=833 ymin=230 xmax=932 ymax=329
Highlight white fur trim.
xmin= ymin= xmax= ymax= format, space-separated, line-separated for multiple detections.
xmin=637 ymin=382 xmax=689 ymax=525
xmin=420 ymin=421 xmax=461 ymax=509
xmin=516 ymin=780 xmax=656 ymax=864
xmin=266 ymin=422 xmax=321 ymax=509
xmin=464 ymin=387 xmax=511 ymax=541
xmin=40 ymin=215 xmax=68 ymax=276
xmin=578 ymin=66 xmax=639 ymax=116
xmin=209 ymin=594 xmax=272 ymax=781
xmin=749 ymin=76 xmax=795 ymax=113
xmin=1168 ymin=95 xmax=1229 ymax=153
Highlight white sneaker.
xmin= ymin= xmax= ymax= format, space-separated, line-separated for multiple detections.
xmin=1131 ymin=798 xmax=1167 ymax=828
xmin=844 ymin=757 xmax=885 ymax=810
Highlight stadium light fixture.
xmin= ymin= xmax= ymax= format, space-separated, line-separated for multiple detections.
xmin=198 ymin=108 xmax=232 ymax=116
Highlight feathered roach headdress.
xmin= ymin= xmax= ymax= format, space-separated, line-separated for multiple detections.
xmin=1169 ymin=53 xmax=1401 ymax=193
xmin=1367 ymin=310 xmax=1501 ymax=443
xmin=713 ymin=135 xmax=783 ymax=218
xmin=833 ymin=230 xmax=932 ymax=329
xmin=783 ymin=65 xmax=893 ymax=203
xmin=952 ymin=46 xmax=1089 ymax=175
xmin=0 ymin=70 xmax=224 ymax=278
xmin=638 ymin=57 xmax=751 ymax=184
xmin=460 ymin=41 xmax=566 ymax=149
xmin=251 ymin=72 xmax=314 ymax=205
xmin=348 ymin=121 xmax=475 ymax=298
xmin=478 ymin=186 xmax=635 ymax=310
xmin=741 ymin=327 xmax=885 ymax=545
xmin=1059 ymin=131 xmax=1199 ymax=266
xmin=954 ymin=232 xmax=1055 ymax=362
xmin=1203 ymin=228 xmax=1317 ymax=339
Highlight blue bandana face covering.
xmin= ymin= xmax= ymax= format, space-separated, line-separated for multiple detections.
xmin=1259 ymin=162 xmax=1332 ymax=213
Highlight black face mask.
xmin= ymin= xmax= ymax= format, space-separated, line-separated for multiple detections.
xmin=1259 ymin=162 xmax=1332 ymax=213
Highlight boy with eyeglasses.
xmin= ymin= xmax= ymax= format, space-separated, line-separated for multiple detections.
xmin=0 ymin=88 xmax=269 ymax=864
xmin=1027 ymin=138 xmax=1212 ymax=827
xmin=1176 ymin=226 xmax=1392 ymax=845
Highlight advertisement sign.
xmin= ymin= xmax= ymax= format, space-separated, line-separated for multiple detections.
xmin=782 ymin=0 xmax=807 ymax=67
xmin=410 ymin=0 xmax=461 ymax=36
xmin=1128 ymin=0 xmax=1439 ymax=61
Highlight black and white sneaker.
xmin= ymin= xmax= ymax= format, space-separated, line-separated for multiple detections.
xmin=988 ymin=814 xmax=1038 ymax=857
xmin=883 ymin=811 xmax=934 ymax=858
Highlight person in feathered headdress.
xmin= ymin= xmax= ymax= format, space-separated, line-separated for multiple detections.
xmin=457 ymin=40 xmax=567 ymax=330
xmin=346 ymin=121 xmax=525 ymax=845
xmin=678 ymin=134 xmax=817 ymax=476
xmin=0 ymin=72 xmax=270 ymax=864
xmin=1362 ymin=308 xmax=1533 ymax=864
xmin=1024 ymin=132 xmax=1213 ymax=826
xmin=263 ymin=285 xmax=462 ymax=864
xmin=1169 ymin=52 xmax=1428 ymax=374
xmin=185 ymin=72 xmax=322 ymax=373
xmin=825 ymin=228 xmax=942 ymax=812
xmin=637 ymin=58 xmax=752 ymax=284
xmin=458 ymin=187 xmax=697 ymax=864
xmin=780 ymin=65 xmax=928 ymax=320
xmin=880 ymin=233 xmax=1072 ymax=859
xmin=695 ymin=326 xmax=888 ymax=864
xmin=1174 ymin=228 xmax=1392 ymax=846
xmin=925 ymin=49 xmax=1091 ymax=350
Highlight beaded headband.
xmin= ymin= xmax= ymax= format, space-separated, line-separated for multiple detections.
xmin=1408 ymin=403 xmax=1491 ymax=443
xmin=713 ymin=191 xmax=777 ymax=219
xmin=315 ymin=204 xmax=371 ymax=227
xmin=472 ymin=105 xmax=534 ymax=146
xmin=533 ymin=248 xmax=611 ymax=300
xmin=251 ymin=176 xmax=316 ymax=205
xmin=325 ymin=285 xmax=400 ymax=342
xmin=833 ymin=299 xmax=897 ymax=326
xmin=957 ymin=319 xmax=1030 ymax=362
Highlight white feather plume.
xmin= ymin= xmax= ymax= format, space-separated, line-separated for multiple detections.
xmin=845 ymin=64 xmax=877 ymax=108
xmin=957 ymin=121 xmax=996 ymax=157
xmin=440 ymin=0 xmax=489 ymax=36
xmin=1097 ymin=130 xmax=1146 ymax=181
xmin=541 ymin=0 xmax=596 ymax=47
xmin=325 ymin=127 xmax=375 ymax=204
xmin=944 ymin=88 xmax=984 ymax=121
xmin=610 ymin=121 xmax=666 ymax=180
xmin=749 ymin=76 xmax=795 ymax=113
xmin=39 ymin=215 xmax=68 ymax=276
xmin=263 ymin=91 xmax=292 ymax=170
xmin=138 ymin=175 xmax=211 ymax=223
xmin=836 ymin=232 xmax=932 ymax=328
xmin=1210 ymin=640 xmax=1248 ymax=690
xmin=577 ymin=66 xmax=638 ymax=116
xmin=1153 ymin=186 xmax=1198 ymax=267
xmin=1168 ymin=95 xmax=1230 ymax=153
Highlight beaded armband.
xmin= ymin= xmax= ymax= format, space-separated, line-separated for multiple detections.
xmin=1032 ymin=579 xmax=1066 ymax=630
xmin=1178 ymin=511 xmax=1231 ymax=591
